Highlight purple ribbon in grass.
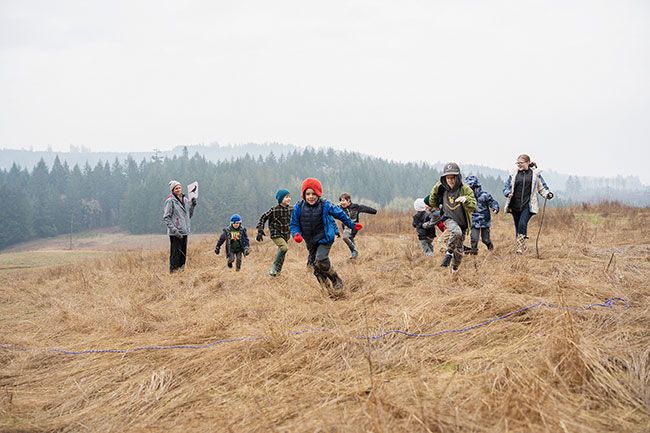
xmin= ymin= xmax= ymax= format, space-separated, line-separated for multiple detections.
xmin=1 ymin=297 xmax=629 ymax=356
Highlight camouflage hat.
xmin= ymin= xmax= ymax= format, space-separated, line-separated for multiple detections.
xmin=442 ymin=162 xmax=460 ymax=176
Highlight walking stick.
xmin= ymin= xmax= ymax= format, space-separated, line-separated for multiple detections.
xmin=535 ymin=197 xmax=548 ymax=259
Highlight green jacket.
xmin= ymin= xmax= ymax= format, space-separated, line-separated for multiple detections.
xmin=429 ymin=177 xmax=477 ymax=235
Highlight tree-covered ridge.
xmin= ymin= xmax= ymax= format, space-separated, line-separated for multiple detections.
xmin=0 ymin=148 xmax=509 ymax=249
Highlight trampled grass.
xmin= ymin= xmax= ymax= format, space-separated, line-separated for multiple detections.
xmin=1 ymin=203 xmax=648 ymax=432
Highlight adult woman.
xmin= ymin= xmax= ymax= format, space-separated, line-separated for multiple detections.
xmin=503 ymin=154 xmax=553 ymax=254
xmin=163 ymin=180 xmax=197 ymax=272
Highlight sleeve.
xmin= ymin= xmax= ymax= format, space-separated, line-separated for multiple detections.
xmin=189 ymin=198 xmax=196 ymax=218
xmin=462 ymin=185 xmax=477 ymax=213
xmin=215 ymin=231 xmax=227 ymax=249
xmin=486 ymin=192 xmax=500 ymax=212
xmin=412 ymin=213 xmax=420 ymax=228
xmin=429 ymin=183 xmax=441 ymax=209
xmin=358 ymin=204 xmax=377 ymax=215
xmin=241 ymin=228 xmax=250 ymax=248
xmin=330 ymin=204 xmax=356 ymax=229
xmin=256 ymin=208 xmax=272 ymax=231
xmin=503 ymin=175 xmax=513 ymax=197
xmin=163 ymin=200 xmax=176 ymax=231
xmin=537 ymin=173 xmax=551 ymax=197
xmin=290 ymin=202 xmax=302 ymax=237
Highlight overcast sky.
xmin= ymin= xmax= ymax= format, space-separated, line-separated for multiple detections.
xmin=1 ymin=0 xmax=649 ymax=182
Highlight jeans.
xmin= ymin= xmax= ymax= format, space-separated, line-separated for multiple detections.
xmin=511 ymin=206 xmax=532 ymax=237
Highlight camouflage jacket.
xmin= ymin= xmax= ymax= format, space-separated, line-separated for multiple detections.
xmin=470 ymin=187 xmax=500 ymax=228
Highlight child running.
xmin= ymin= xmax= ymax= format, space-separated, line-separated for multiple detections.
xmin=427 ymin=162 xmax=477 ymax=274
xmin=256 ymin=188 xmax=292 ymax=277
xmin=412 ymin=197 xmax=444 ymax=256
xmin=215 ymin=214 xmax=250 ymax=272
xmin=291 ymin=178 xmax=361 ymax=297
xmin=338 ymin=193 xmax=377 ymax=258
xmin=464 ymin=175 xmax=499 ymax=254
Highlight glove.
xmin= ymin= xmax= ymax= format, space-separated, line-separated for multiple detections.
xmin=294 ymin=233 xmax=303 ymax=243
xmin=546 ymin=192 xmax=554 ymax=200
xmin=214 ymin=247 xmax=220 ymax=255
xmin=493 ymin=208 xmax=499 ymax=214
xmin=244 ymin=248 xmax=250 ymax=256
xmin=422 ymin=220 xmax=435 ymax=229
xmin=336 ymin=232 xmax=341 ymax=238
xmin=173 ymin=230 xmax=183 ymax=239
xmin=455 ymin=196 xmax=467 ymax=203
xmin=436 ymin=221 xmax=446 ymax=232
xmin=354 ymin=223 xmax=363 ymax=231
xmin=191 ymin=197 xmax=197 ymax=206
xmin=256 ymin=230 xmax=264 ymax=242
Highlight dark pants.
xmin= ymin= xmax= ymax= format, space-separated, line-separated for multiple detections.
xmin=169 ymin=235 xmax=188 ymax=273
xmin=307 ymin=243 xmax=332 ymax=270
xmin=511 ymin=207 xmax=532 ymax=237
xmin=228 ymin=251 xmax=243 ymax=271
xmin=470 ymin=227 xmax=492 ymax=250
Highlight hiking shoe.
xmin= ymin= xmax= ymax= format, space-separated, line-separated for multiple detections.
xmin=227 ymin=262 xmax=233 ymax=268
xmin=440 ymin=253 xmax=452 ymax=267
xmin=350 ymin=250 xmax=358 ymax=259
xmin=451 ymin=265 xmax=459 ymax=275
xmin=486 ymin=242 xmax=494 ymax=251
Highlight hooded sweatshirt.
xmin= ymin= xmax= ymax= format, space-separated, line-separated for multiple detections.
xmin=428 ymin=174 xmax=477 ymax=235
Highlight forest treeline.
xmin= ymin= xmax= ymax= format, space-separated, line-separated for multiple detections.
xmin=0 ymin=147 xmax=512 ymax=249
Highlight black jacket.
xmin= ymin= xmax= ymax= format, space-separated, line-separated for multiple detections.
xmin=340 ymin=203 xmax=377 ymax=237
xmin=412 ymin=211 xmax=437 ymax=240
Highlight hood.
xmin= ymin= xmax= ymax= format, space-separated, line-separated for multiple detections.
xmin=439 ymin=173 xmax=462 ymax=192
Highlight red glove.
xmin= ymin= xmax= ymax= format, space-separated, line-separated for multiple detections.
xmin=294 ymin=233 xmax=303 ymax=243
xmin=436 ymin=221 xmax=446 ymax=232
xmin=354 ymin=223 xmax=363 ymax=231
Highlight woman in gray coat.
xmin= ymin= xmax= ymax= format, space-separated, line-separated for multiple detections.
xmin=163 ymin=180 xmax=197 ymax=272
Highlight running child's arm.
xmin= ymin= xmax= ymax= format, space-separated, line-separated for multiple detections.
xmin=358 ymin=204 xmax=377 ymax=215
xmin=256 ymin=208 xmax=272 ymax=232
xmin=330 ymin=205 xmax=358 ymax=230
xmin=289 ymin=202 xmax=302 ymax=237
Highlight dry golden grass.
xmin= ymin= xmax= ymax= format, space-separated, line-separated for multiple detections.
xmin=1 ymin=204 xmax=649 ymax=432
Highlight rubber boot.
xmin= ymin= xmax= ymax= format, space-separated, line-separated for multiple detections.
xmin=314 ymin=269 xmax=331 ymax=289
xmin=269 ymin=249 xmax=286 ymax=277
xmin=326 ymin=270 xmax=344 ymax=299
xmin=516 ymin=234 xmax=526 ymax=254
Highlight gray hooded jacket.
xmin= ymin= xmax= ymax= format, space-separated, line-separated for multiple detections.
xmin=163 ymin=194 xmax=196 ymax=236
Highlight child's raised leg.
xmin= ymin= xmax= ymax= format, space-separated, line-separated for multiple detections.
xmin=270 ymin=237 xmax=289 ymax=276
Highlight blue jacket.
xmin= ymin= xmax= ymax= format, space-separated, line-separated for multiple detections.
xmin=291 ymin=199 xmax=356 ymax=245
xmin=471 ymin=187 xmax=500 ymax=228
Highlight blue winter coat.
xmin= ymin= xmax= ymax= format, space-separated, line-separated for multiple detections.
xmin=291 ymin=199 xmax=356 ymax=245
xmin=470 ymin=187 xmax=500 ymax=228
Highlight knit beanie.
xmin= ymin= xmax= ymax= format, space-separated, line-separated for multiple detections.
xmin=169 ymin=180 xmax=181 ymax=192
xmin=275 ymin=188 xmax=290 ymax=204
xmin=414 ymin=198 xmax=426 ymax=212
xmin=300 ymin=178 xmax=323 ymax=198
xmin=423 ymin=195 xmax=431 ymax=207
xmin=230 ymin=214 xmax=242 ymax=223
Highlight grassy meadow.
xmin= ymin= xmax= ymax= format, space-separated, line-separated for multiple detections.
xmin=1 ymin=203 xmax=648 ymax=432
